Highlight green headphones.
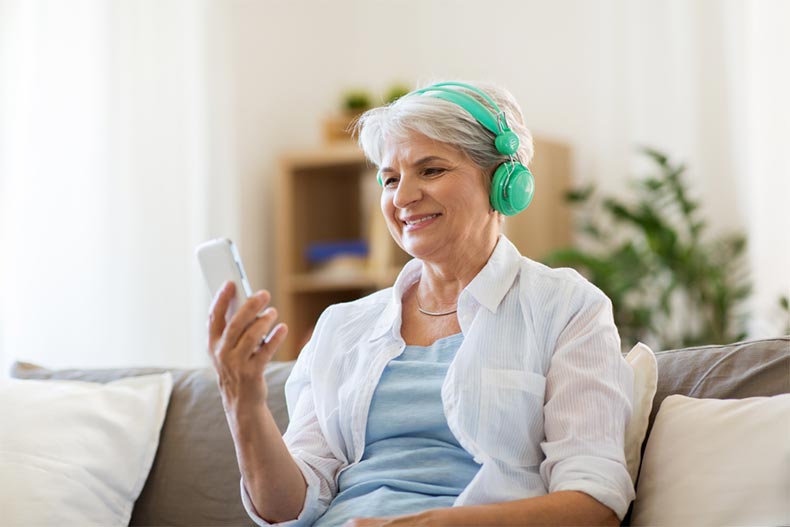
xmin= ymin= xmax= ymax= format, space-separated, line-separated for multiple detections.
xmin=376 ymin=81 xmax=534 ymax=216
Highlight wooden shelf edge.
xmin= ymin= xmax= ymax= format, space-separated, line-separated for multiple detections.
xmin=280 ymin=143 xmax=370 ymax=169
xmin=288 ymin=272 xmax=378 ymax=292
xmin=287 ymin=266 xmax=403 ymax=293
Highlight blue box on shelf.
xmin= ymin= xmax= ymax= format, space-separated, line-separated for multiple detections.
xmin=305 ymin=239 xmax=369 ymax=265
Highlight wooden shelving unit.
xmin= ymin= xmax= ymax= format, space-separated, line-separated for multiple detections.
xmin=274 ymin=143 xmax=409 ymax=359
xmin=274 ymin=138 xmax=572 ymax=360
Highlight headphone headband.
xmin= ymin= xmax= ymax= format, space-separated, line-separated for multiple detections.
xmin=409 ymin=83 xmax=520 ymax=157
xmin=410 ymin=82 xmax=509 ymax=136
xmin=412 ymin=87 xmax=501 ymax=135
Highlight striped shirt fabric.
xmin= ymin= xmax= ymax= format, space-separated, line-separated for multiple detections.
xmin=241 ymin=235 xmax=635 ymax=526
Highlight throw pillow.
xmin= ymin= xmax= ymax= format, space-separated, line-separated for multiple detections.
xmin=624 ymin=342 xmax=657 ymax=484
xmin=0 ymin=373 xmax=173 ymax=526
xmin=631 ymin=393 xmax=790 ymax=526
xmin=10 ymin=360 xmax=296 ymax=526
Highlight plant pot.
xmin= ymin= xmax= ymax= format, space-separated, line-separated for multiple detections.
xmin=322 ymin=111 xmax=363 ymax=143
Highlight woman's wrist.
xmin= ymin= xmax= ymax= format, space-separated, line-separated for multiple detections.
xmin=220 ymin=379 xmax=268 ymax=411
xmin=224 ymin=394 xmax=272 ymax=434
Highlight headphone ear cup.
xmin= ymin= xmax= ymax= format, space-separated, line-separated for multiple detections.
xmin=490 ymin=162 xmax=534 ymax=216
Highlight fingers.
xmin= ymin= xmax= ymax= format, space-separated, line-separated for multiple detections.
xmin=208 ymin=281 xmax=236 ymax=343
xmin=211 ymin=289 xmax=289 ymax=366
xmin=206 ymin=288 xmax=287 ymax=409
xmin=223 ymin=290 xmax=271 ymax=349
xmin=254 ymin=322 xmax=289 ymax=364
xmin=235 ymin=305 xmax=280 ymax=357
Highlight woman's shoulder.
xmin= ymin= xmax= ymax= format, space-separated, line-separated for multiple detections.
xmin=510 ymin=257 xmax=615 ymax=344
xmin=515 ymin=255 xmax=611 ymax=307
xmin=517 ymin=255 xmax=598 ymax=289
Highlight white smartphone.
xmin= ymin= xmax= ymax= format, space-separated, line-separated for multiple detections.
xmin=196 ymin=238 xmax=254 ymax=322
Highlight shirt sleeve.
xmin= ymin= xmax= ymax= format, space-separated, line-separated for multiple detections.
xmin=240 ymin=310 xmax=345 ymax=526
xmin=539 ymin=285 xmax=636 ymax=520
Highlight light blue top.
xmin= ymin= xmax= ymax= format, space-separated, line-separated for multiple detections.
xmin=314 ymin=333 xmax=480 ymax=526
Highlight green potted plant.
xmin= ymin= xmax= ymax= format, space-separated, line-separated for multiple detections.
xmin=342 ymin=89 xmax=372 ymax=114
xmin=544 ymin=147 xmax=751 ymax=350
xmin=323 ymin=88 xmax=373 ymax=143
xmin=384 ymin=83 xmax=411 ymax=104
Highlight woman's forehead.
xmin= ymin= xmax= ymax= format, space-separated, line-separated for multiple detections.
xmin=380 ymin=132 xmax=465 ymax=167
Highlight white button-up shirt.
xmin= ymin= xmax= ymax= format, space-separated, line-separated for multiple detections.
xmin=242 ymin=235 xmax=635 ymax=525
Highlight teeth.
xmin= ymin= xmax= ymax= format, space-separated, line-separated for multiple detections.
xmin=405 ymin=214 xmax=438 ymax=225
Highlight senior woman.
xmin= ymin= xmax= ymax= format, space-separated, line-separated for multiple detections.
xmin=207 ymin=81 xmax=635 ymax=526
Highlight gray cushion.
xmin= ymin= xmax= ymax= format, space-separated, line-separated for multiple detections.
xmin=10 ymin=360 xmax=295 ymax=527
xmin=650 ymin=336 xmax=790 ymax=434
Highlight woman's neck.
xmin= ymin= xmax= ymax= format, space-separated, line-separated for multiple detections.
xmin=417 ymin=235 xmax=499 ymax=306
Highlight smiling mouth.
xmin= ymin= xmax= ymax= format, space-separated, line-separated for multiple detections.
xmin=402 ymin=214 xmax=441 ymax=226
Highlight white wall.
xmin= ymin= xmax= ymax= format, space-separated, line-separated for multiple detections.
xmin=224 ymin=0 xmax=629 ymax=290
xmin=225 ymin=0 xmax=788 ymax=339
xmin=0 ymin=0 xmax=237 ymax=372
xmin=2 ymin=0 xmax=787 ymax=373
xmin=223 ymin=0 xmax=756 ymax=285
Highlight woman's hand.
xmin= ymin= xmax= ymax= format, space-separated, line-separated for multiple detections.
xmin=207 ymin=281 xmax=288 ymax=413
xmin=206 ymin=282 xmax=307 ymax=523
xmin=343 ymin=512 xmax=436 ymax=527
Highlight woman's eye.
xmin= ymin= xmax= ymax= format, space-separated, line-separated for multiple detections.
xmin=423 ymin=167 xmax=446 ymax=177
xmin=384 ymin=177 xmax=399 ymax=187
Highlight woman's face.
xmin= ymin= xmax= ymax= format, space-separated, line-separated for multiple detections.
xmin=379 ymin=132 xmax=499 ymax=264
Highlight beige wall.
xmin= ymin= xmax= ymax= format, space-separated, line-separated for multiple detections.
xmin=3 ymin=0 xmax=784 ymax=372
xmin=215 ymin=0 xmax=747 ymax=295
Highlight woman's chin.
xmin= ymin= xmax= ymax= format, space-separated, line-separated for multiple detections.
xmin=399 ymin=236 xmax=441 ymax=261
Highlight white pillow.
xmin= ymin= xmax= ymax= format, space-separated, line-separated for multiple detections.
xmin=624 ymin=342 xmax=657 ymax=484
xmin=632 ymin=394 xmax=790 ymax=526
xmin=0 ymin=373 xmax=173 ymax=526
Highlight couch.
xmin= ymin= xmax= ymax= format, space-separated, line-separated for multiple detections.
xmin=10 ymin=336 xmax=789 ymax=526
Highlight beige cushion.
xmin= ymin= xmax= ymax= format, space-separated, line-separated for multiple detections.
xmin=0 ymin=374 xmax=172 ymax=526
xmin=623 ymin=342 xmax=657 ymax=484
xmin=10 ymin=361 xmax=294 ymax=527
xmin=632 ymin=394 xmax=790 ymax=526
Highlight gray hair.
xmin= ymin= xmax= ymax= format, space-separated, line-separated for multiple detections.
xmin=355 ymin=81 xmax=534 ymax=176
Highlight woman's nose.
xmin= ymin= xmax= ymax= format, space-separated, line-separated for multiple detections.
xmin=393 ymin=175 xmax=422 ymax=208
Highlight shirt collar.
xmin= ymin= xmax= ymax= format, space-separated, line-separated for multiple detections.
xmin=369 ymin=235 xmax=522 ymax=341
xmin=464 ymin=234 xmax=522 ymax=314
xmin=369 ymin=257 xmax=421 ymax=341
